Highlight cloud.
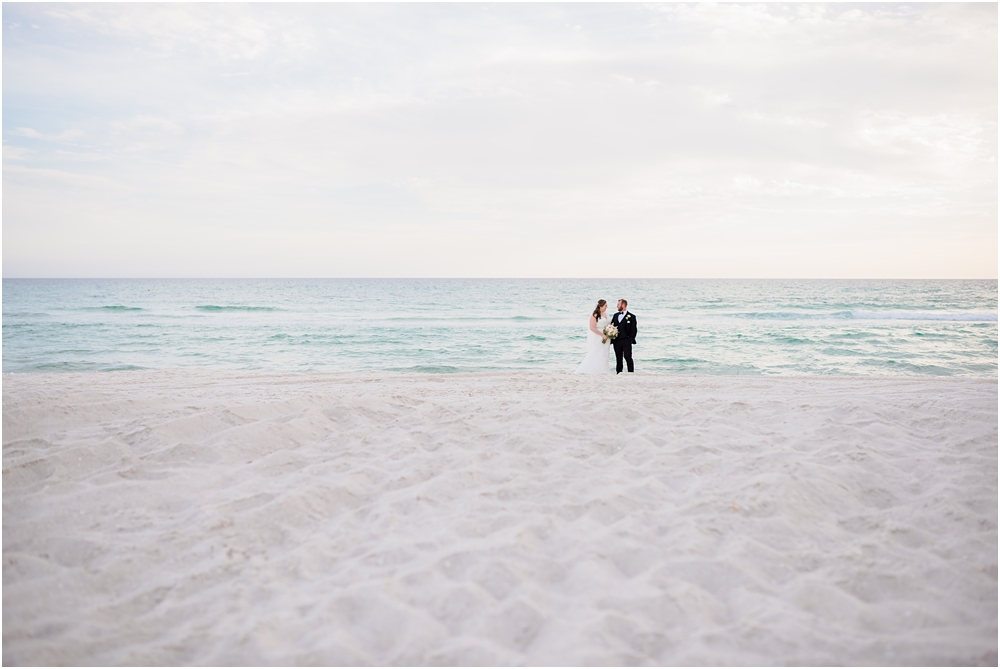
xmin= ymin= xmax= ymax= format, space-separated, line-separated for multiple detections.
xmin=12 ymin=127 xmax=83 ymax=142
xmin=43 ymin=4 xmax=292 ymax=62
xmin=3 ymin=145 xmax=32 ymax=161
xmin=693 ymin=86 xmax=733 ymax=108
xmin=855 ymin=112 xmax=987 ymax=157
xmin=2 ymin=3 xmax=996 ymax=278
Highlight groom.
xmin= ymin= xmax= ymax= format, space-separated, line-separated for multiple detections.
xmin=612 ymin=299 xmax=637 ymax=374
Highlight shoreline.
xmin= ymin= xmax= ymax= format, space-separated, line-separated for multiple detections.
xmin=4 ymin=371 xmax=997 ymax=664
xmin=4 ymin=367 xmax=999 ymax=377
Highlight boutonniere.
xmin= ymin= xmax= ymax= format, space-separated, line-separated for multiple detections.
xmin=626 ymin=315 xmax=631 ymax=320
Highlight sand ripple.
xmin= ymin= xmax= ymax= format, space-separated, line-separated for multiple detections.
xmin=3 ymin=371 xmax=997 ymax=665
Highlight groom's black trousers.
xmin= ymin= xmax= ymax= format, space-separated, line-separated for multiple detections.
xmin=614 ymin=340 xmax=634 ymax=374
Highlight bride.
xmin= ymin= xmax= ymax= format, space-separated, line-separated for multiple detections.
xmin=574 ymin=299 xmax=612 ymax=374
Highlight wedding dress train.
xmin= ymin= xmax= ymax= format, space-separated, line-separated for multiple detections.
xmin=573 ymin=315 xmax=612 ymax=374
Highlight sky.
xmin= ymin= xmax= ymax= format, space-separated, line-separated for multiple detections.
xmin=2 ymin=2 xmax=997 ymax=278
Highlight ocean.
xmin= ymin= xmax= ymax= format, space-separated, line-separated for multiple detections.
xmin=2 ymin=279 xmax=996 ymax=376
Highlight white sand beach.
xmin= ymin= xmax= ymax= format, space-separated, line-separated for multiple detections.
xmin=3 ymin=371 xmax=997 ymax=665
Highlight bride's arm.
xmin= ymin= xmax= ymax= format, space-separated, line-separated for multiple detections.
xmin=588 ymin=315 xmax=602 ymax=335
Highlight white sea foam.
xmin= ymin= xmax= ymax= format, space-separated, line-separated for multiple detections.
xmin=722 ymin=309 xmax=997 ymax=321
xmin=849 ymin=310 xmax=998 ymax=321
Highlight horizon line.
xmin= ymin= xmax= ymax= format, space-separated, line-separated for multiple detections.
xmin=2 ymin=277 xmax=998 ymax=282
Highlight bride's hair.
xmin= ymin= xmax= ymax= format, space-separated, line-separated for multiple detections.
xmin=592 ymin=299 xmax=607 ymax=320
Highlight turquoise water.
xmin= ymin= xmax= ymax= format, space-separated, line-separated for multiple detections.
xmin=2 ymin=279 xmax=996 ymax=376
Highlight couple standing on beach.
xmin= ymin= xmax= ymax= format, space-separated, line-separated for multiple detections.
xmin=574 ymin=298 xmax=637 ymax=375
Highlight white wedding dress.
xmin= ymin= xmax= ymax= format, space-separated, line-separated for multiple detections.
xmin=573 ymin=315 xmax=612 ymax=374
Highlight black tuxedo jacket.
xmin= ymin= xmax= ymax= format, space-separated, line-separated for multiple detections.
xmin=612 ymin=311 xmax=637 ymax=346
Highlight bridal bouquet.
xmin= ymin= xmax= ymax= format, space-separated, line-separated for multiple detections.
xmin=602 ymin=324 xmax=619 ymax=344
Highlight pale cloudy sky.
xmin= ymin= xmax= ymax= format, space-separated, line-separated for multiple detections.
xmin=3 ymin=2 xmax=997 ymax=278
